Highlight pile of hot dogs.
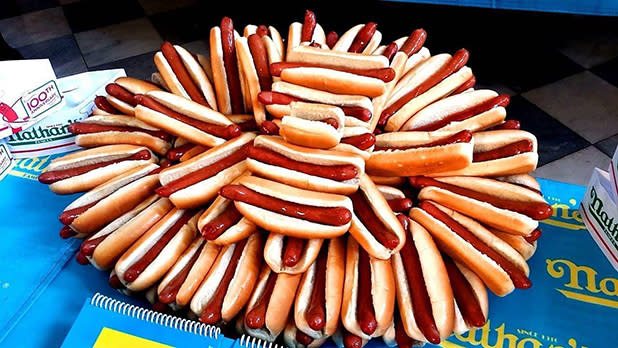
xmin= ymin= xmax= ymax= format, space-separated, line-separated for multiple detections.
xmin=38 ymin=10 xmax=553 ymax=348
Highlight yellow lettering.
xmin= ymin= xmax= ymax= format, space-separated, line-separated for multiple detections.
xmin=17 ymin=157 xmax=39 ymax=170
xmin=546 ymin=259 xmax=600 ymax=293
xmin=492 ymin=323 xmax=518 ymax=348
xmin=517 ymin=337 xmax=542 ymax=348
xmin=455 ymin=325 xmax=484 ymax=345
xmin=33 ymin=156 xmax=50 ymax=172
xmin=571 ymin=210 xmax=583 ymax=223
xmin=599 ymin=278 xmax=618 ymax=297
xmin=553 ymin=204 xmax=571 ymax=219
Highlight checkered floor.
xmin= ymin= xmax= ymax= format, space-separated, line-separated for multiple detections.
xmin=1 ymin=0 xmax=616 ymax=186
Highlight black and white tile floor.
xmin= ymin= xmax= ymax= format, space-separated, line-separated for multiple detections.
xmin=1 ymin=0 xmax=616 ymax=186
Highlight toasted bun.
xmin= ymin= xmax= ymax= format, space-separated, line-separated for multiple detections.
xmin=197 ymin=172 xmax=257 ymax=245
xmin=294 ymin=237 xmax=345 ymax=338
xmin=234 ymin=176 xmax=353 ymax=239
xmin=410 ymin=205 xmax=515 ymax=297
xmin=248 ymin=135 xmax=364 ymax=195
xmin=366 ymin=131 xmax=473 ymax=177
xmin=341 ymin=237 xmax=395 ymax=339
xmin=264 ymin=233 xmax=323 ymax=274
xmin=244 ymin=267 xmax=302 ymax=342
xmin=348 ymin=174 xmax=406 ymax=260
xmin=115 ymin=209 xmax=200 ymax=291
xmin=90 ymin=197 xmax=173 ymax=270
xmin=46 ymin=145 xmax=157 ymax=194
xmin=74 ymin=115 xmax=172 ymax=155
xmin=392 ymin=220 xmax=454 ymax=342
xmin=190 ymin=233 xmax=262 ymax=322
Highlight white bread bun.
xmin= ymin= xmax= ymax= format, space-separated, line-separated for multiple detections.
xmin=288 ymin=45 xmax=388 ymax=70
xmin=333 ymin=24 xmax=382 ymax=54
xmin=349 ymin=174 xmax=406 ymax=260
xmin=279 ymin=67 xmax=386 ymax=98
xmin=279 ymin=102 xmax=344 ymax=149
xmin=366 ymin=131 xmax=473 ymax=177
xmin=392 ymin=220 xmax=454 ymax=343
xmin=248 ymin=135 xmax=364 ymax=195
xmin=341 ymin=237 xmax=395 ymax=340
xmin=233 ymin=176 xmax=353 ymax=239
xmin=490 ymin=228 xmax=537 ymax=260
xmin=264 ymin=233 xmax=323 ymax=274
xmin=44 ymin=144 xmax=157 ymax=194
xmin=451 ymin=260 xmax=489 ymax=334
xmin=294 ymin=237 xmax=345 ymax=339
xmin=286 ymin=22 xmax=326 ymax=58
xmin=243 ymin=266 xmax=302 ymax=342
xmin=283 ymin=322 xmax=328 ymax=348
xmin=74 ymin=115 xmax=172 ymax=155
xmin=190 ymin=233 xmax=262 ymax=323
xmin=115 ymin=209 xmax=201 ymax=291
xmin=90 ymin=197 xmax=173 ymax=270
xmin=107 ymin=77 xmax=161 ymax=115
xmin=210 ymin=26 xmax=242 ymax=114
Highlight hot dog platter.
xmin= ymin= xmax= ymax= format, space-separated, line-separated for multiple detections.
xmin=37 ymin=10 xmax=553 ymax=348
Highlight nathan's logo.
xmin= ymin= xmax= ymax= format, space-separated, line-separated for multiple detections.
xmin=546 ymin=258 xmax=618 ymax=309
xmin=443 ymin=320 xmax=588 ymax=348
xmin=9 ymin=156 xmax=52 ymax=181
xmin=7 ymin=118 xmax=80 ymax=146
xmin=585 ymin=187 xmax=618 ymax=249
xmin=541 ymin=199 xmax=585 ymax=231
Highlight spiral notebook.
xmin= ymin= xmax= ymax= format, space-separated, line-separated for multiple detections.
xmin=60 ymin=293 xmax=280 ymax=348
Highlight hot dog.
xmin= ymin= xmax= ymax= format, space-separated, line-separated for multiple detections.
xmin=275 ymin=48 xmax=393 ymax=97
xmin=242 ymin=264 xmax=302 ymax=342
xmin=197 ymin=172 xmax=257 ymax=245
xmin=399 ymin=90 xmax=508 ymax=133
xmin=287 ymin=10 xmax=327 ymax=57
xmin=348 ymin=174 xmax=406 ymax=260
xmin=380 ymin=50 xmax=473 ymax=131
xmin=341 ymin=237 xmax=395 ymax=340
xmin=80 ymin=196 xmax=173 ymax=270
xmin=219 ymin=176 xmax=353 ymax=239
xmin=247 ymin=135 xmax=365 ymax=195
xmin=377 ymin=185 xmax=413 ymax=213
xmin=490 ymin=227 xmax=538 ymax=260
xmin=57 ymin=163 xmax=160 ymax=236
xmin=157 ymin=237 xmax=222 ymax=309
xmin=392 ymin=218 xmax=454 ymax=344
xmin=366 ymin=130 xmax=473 ymax=177
xmin=69 ymin=115 xmax=173 ymax=155
xmin=190 ymin=233 xmax=262 ymax=324
xmin=332 ymin=23 xmax=381 ymax=54
xmin=293 ymin=237 xmax=345 ymax=340
xmin=154 ymin=42 xmax=218 ymax=109
xmin=264 ymin=82 xmax=374 ymax=128
xmin=442 ymin=254 xmax=489 ymax=334
xmin=283 ymin=319 xmax=328 ymax=348
xmin=236 ymin=30 xmax=283 ymax=126
xmin=134 ymin=91 xmax=241 ymax=147
xmin=92 ymin=95 xmax=120 ymax=115
xmin=263 ymin=233 xmax=323 ymax=274
xmin=244 ymin=24 xmax=285 ymax=59
xmin=409 ymin=176 xmax=552 ymax=236
xmin=277 ymin=102 xmax=345 ymax=149
xmin=410 ymin=201 xmax=531 ymax=296
xmin=210 ymin=17 xmax=246 ymax=114
xmin=38 ymin=144 xmax=157 ymax=194
xmin=104 ymin=77 xmax=161 ymax=115
xmin=432 ymin=130 xmax=538 ymax=177
xmin=156 ymin=132 xmax=254 ymax=209
xmin=228 ymin=114 xmax=259 ymax=132
xmin=114 ymin=208 xmax=202 ymax=291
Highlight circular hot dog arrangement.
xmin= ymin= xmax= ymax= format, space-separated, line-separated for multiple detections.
xmin=39 ymin=10 xmax=552 ymax=348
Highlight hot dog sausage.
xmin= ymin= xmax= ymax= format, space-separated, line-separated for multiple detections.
xmin=400 ymin=29 xmax=427 ymax=57
xmin=220 ymin=17 xmax=244 ymax=114
xmin=159 ymin=240 xmax=206 ymax=304
xmin=524 ymin=228 xmax=542 ymax=244
xmin=245 ymin=271 xmax=278 ymax=329
xmin=387 ymin=198 xmax=413 ymax=213
xmin=326 ymin=31 xmax=339 ymax=49
xmin=248 ymin=34 xmax=273 ymax=92
xmin=167 ymin=143 xmax=197 ymax=161
xmin=301 ymin=10 xmax=317 ymax=42
xmin=451 ymin=75 xmax=476 ymax=96
xmin=382 ymin=42 xmax=398 ymax=61
xmin=270 ymin=62 xmax=395 ymax=82
xmin=248 ymin=145 xmax=359 ymax=181
xmin=340 ymin=133 xmax=376 ymax=150
xmin=68 ymin=122 xmax=173 ymax=141
xmin=220 ymin=185 xmax=352 ymax=226
xmin=357 ymin=247 xmax=377 ymax=335
xmin=473 ymin=139 xmax=533 ymax=162
xmin=201 ymin=205 xmax=243 ymax=240
xmin=161 ymin=42 xmax=210 ymax=107
xmin=106 ymin=83 xmax=137 ymax=106
xmin=59 ymin=201 xmax=98 ymax=225
xmin=442 ymin=254 xmax=486 ymax=327
xmin=259 ymin=120 xmax=280 ymax=135
xmin=305 ymin=241 xmax=327 ymax=330
xmin=350 ymin=191 xmax=400 ymax=249
xmin=95 ymin=95 xmax=120 ymax=114
xmin=282 ymin=236 xmax=306 ymax=267
xmin=408 ymin=177 xmax=552 ymax=220
xmin=348 ymin=22 xmax=377 ymax=53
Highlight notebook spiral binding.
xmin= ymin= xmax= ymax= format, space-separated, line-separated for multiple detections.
xmin=239 ymin=334 xmax=281 ymax=348
xmin=90 ymin=293 xmax=220 ymax=339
